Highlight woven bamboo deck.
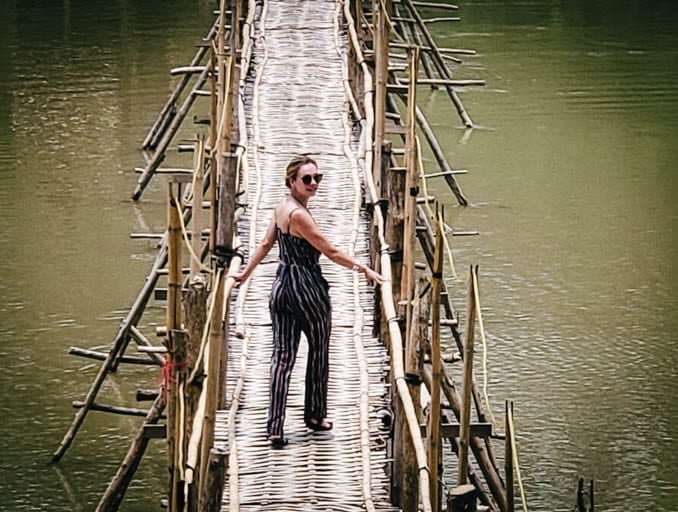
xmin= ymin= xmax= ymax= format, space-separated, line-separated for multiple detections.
xmin=214 ymin=2 xmax=398 ymax=510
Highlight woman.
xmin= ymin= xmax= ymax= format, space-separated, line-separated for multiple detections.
xmin=232 ymin=155 xmax=384 ymax=448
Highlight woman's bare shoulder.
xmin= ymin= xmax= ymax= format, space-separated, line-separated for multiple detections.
xmin=275 ymin=197 xmax=307 ymax=231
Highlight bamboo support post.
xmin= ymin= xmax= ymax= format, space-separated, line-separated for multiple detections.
xmin=505 ymin=401 xmax=514 ymax=512
xmin=402 ymin=0 xmax=474 ymax=128
xmin=428 ymin=210 xmax=444 ymax=512
xmin=202 ymin=447 xmax=228 ymax=512
xmin=165 ymin=329 xmax=188 ymax=512
xmin=458 ymin=266 xmax=477 ymax=486
xmin=133 ymin=64 xmax=211 ymax=200
xmin=373 ymin=0 xmax=390 ymax=191
xmin=196 ymin=270 xmax=225 ymax=507
xmin=400 ymin=45 xmax=419 ymax=347
xmin=191 ymin=138 xmax=205 ymax=279
xmin=209 ymin=50 xmax=218 ymax=253
xmin=395 ymin=277 xmax=428 ymax=510
xmin=384 ymin=142 xmax=405 ymax=308
xmin=168 ymin=184 xmax=183 ymax=332
xmin=143 ymin=18 xmax=220 ymax=150
xmin=182 ymin=278 xmax=208 ymax=510
xmin=166 ymin=184 xmax=185 ymax=511
xmin=395 ymin=2 xmax=437 ymax=85
xmin=95 ymin=395 xmax=165 ymax=512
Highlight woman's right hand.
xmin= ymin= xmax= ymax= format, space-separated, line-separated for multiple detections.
xmin=228 ymin=272 xmax=247 ymax=287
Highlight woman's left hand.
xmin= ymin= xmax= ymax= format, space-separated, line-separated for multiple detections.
xmin=363 ymin=266 xmax=386 ymax=286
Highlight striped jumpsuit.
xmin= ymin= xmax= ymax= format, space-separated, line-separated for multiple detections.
xmin=267 ymin=213 xmax=332 ymax=438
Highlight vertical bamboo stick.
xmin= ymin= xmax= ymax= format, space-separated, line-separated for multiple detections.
xmin=166 ymin=183 xmax=183 ymax=512
xmin=197 ymin=270 xmax=225 ymax=506
xmin=191 ymin=137 xmax=205 ymax=278
xmin=428 ymin=208 xmax=444 ymax=512
xmin=400 ymin=45 xmax=420 ymax=358
xmin=183 ymin=279 xmax=208 ymax=510
xmin=167 ymin=330 xmax=188 ymax=512
xmin=396 ymin=277 xmax=428 ymax=510
xmin=373 ymin=0 xmax=391 ymax=192
xmin=209 ymin=49 xmax=218 ymax=254
xmin=202 ymin=447 xmax=228 ymax=512
xmin=95 ymin=395 xmax=165 ymax=512
xmin=458 ymin=266 xmax=477 ymax=485
xmin=384 ymin=142 xmax=405 ymax=309
xmin=505 ymin=401 xmax=515 ymax=512
xmin=167 ymin=183 xmax=182 ymax=332
xmin=402 ymin=0 xmax=474 ymax=128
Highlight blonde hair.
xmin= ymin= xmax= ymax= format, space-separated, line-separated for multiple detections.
xmin=284 ymin=155 xmax=317 ymax=188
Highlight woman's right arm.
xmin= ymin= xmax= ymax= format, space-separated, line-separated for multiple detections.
xmin=230 ymin=215 xmax=277 ymax=286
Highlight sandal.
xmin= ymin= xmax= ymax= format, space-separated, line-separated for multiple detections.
xmin=304 ymin=418 xmax=333 ymax=431
xmin=268 ymin=436 xmax=288 ymax=449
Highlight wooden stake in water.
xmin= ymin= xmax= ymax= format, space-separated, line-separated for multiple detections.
xmin=458 ymin=265 xmax=477 ymax=485
xmin=428 ymin=206 xmax=444 ymax=511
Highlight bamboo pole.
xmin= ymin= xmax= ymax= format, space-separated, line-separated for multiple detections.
xmin=385 ymin=93 xmax=468 ymax=206
xmin=167 ymin=184 xmax=182 ymax=332
xmin=209 ymin=49 xmax=218 ymax=254
xmin=143 ymin=18 xmax=220 ymax=150
xmin=400 ymin=45 xmax=419 ymax=353
xmin=182 ymin=278 xmax=208 ymax=510
xmin=95 ymin=395 xmax=165 ymax=512
xmin=428 ymin=209 xmax=444 ymax=511
xmin=191 ymin=138 xmax=205 ymax=279
xmin=197 ymin=269 xmax=225 ymax=507
xmin=505 ymin=401 xmax=514 ymax=512
xmin=132 ymin=65 xmax=211 ymax=201
xmin=373 ymin=0 xmax=391 ymax=192
xmin=167 ymin=329 xmax=188 ymax=512
xmin=202 ymin=447 xmax=228 ymax=512
xmin=166 ymin=184 xmax=184 ymax=512
xmin=402 ymin=0 xmax=474 ymax=128
xmin=458 ymin=266 xmax=477 ymax=486
xmin=395 ymin=277 xmax=428 ymax=510
xmin=384 ymin=142 xmax=405 ymax=308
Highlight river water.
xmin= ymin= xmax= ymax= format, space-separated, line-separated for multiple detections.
xmin=0 ymin=1 xmax=676 ymax=511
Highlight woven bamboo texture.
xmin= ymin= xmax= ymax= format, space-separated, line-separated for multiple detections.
xmin=215 ymin=2 xmax=398 ymax=511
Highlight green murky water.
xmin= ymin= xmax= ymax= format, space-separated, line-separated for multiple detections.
xmin=0 ymin=1 xmax=676 ymax=510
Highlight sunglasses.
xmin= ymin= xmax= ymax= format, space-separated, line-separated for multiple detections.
xmin=299 ymin=173 xmax=323 ymax=185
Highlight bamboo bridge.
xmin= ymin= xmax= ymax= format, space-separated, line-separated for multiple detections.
xmin=51 ymin=1 xmax=528 ymax=511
